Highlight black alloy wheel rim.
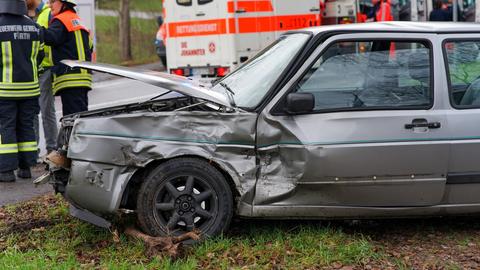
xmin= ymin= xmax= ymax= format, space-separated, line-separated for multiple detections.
xmin=153 ymin=175 xmax=218 ymax=233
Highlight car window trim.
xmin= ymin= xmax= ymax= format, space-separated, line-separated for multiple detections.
xmin=442 ymin=37 xmax=480 ymax=110
xmin=198 ymin=0 xmax=213 ymax=4
xmin=176 ymin=0 xmax=192 ymax=6
xmin=271 ymin=36 xmax=435 ymax=116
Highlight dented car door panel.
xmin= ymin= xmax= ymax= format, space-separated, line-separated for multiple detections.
xmin=255 ymin=33 xmax=449 ymax=209
xmin=66 ymin=110 xmax=258 ymax=213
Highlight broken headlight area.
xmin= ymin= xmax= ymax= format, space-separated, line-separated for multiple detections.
xmin=34 ymin=149 xmax=71 ymax=194
xmin=38 ymin=150 xmax=71 ymax=194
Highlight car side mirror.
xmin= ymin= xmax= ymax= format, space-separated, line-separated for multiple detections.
xmin=286 ymin=92 xmax=315 ymax=114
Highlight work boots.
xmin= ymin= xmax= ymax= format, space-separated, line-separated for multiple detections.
xmin=17 ymin=168 xmax=32 ymax=179
xmin=0 ymin=171 xmax=16 ymax=182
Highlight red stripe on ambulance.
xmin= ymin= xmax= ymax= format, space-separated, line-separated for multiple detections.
xmin=169 ymin=14 xmax=319 ymax=37
xmin=168 ymin=19 xmax=227 ymax=37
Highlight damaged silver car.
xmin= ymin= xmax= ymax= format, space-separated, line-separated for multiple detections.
xmin=40 ymin=22 xmax=480 ymax=238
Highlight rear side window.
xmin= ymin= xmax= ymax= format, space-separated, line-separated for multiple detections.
xmin=295 ymin=40 xmax=432 ymax=112
xmin=198 ymin=0 xmax=213 ymax=4
xmin=177 ymin=0 xmax=192 ymax=6
xmin=444 ymin=40 xmax=480 ymax=108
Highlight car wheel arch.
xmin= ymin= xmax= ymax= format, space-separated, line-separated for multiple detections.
xmin=119 ymin=155 xmax=240 ymax=211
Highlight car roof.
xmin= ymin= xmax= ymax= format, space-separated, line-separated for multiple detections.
xmin=298 ymin=21 xmax=480 ymax=36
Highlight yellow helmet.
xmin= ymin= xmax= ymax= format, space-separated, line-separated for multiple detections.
xmin=60 ymin=0 xmax=76 ymax=6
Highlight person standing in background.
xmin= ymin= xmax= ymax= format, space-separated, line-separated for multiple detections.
xmin=429 ymin=0 xmax=450 ymax=21
xmin=42 ymin=0 xmax=92 ymax=116
xmin=367 ymin=0 xmax=393 ymax=21
xmin=27 ymin=0 xmax=58 ymax=155
xmin=445 ymin=0 xmax=464 ymax=21
xmin=0 ymin=0 xmax=44 ymax=182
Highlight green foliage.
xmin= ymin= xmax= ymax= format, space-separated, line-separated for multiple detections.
xmin=448 ymin=61 xmax=480 ymax=84
xmin=95 ymin=16 xmax=159 ymax=65
xmin=96 ymin=0 xmax=163 ymax=12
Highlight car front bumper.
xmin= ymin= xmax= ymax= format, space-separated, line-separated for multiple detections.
xmin=65 ymin=160 xmax=136 ymax=214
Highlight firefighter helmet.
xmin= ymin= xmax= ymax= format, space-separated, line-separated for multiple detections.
xmin=60 ymin=0 xmax=76 ymax=6
xmin=0 ymin=0 xmax=28 ymax=15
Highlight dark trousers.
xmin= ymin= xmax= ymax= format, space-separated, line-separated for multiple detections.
xmin=0 ymin=98 xmax=40 ymax=172
xmin=59 ymin=87 xmax=89 ymax=116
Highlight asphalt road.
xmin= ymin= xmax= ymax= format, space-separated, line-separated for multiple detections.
xmin=0 ymin=63 xmax=167 ymax=206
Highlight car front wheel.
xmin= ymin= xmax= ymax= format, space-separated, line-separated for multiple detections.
xmin=136 ymin=158 xmax=233 ymax=238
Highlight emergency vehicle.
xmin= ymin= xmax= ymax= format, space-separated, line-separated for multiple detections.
xmin=323 ymin=0 xmax=480 ymax=24
xmin=399 ymin=0 xmax=480 ymax=22
xmin=75 ymin=0 xmax=96 ymax=61
xmin=163 ymin=0 xmax=321 ymax=78
xmin=162 ymin=0 xmax=480 ymax=78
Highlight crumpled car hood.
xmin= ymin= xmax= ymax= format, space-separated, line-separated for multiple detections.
xmin=61 ymin=60 xmax=232 ymax=108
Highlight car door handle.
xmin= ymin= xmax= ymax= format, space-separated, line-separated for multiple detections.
xmin=235 ymin=8 xmax=246 ymax=13
xmin=404 ymin=119 xmax=441 ymax=129
xmin=310 ymin=7 xmax=320 ymax=12
xmin=196 ymin=12 xmax=205 ymax=16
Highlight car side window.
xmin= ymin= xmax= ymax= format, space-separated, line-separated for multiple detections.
xmin=295 ymin=40 xmax=432 ymax=112
xmin=444 ymin=40 xmax=480 ymax=108
xmin=198 ymin=0 xmax=213 ymax=4
xmin=177 ymin=0 xmax=192 ymax=6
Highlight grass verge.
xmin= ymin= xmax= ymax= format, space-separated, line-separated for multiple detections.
xmin=95 ymin=16 xmax=159 ymax=65
xmin=2 ymin=195 xmax=480 ymax=269
xmin=96 ymin=0 xmax=162 ymax=12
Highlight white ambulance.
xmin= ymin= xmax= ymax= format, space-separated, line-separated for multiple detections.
xmin=163 ymin=0 xmax=321 ymax=78
xmin=76 ymin=0 xmax=96 ymax=61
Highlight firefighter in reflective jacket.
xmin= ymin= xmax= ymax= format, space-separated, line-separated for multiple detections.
xmin=368 ymin=0 xmax=393 ymax=21
xmin=0 ymin=0 xmax=44 ymax=182
xmin=43 ymin=0 xmax=92 ymax=116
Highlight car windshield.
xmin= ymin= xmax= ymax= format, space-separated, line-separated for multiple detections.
xmin=211 ymin=33 xmax=310 ymax=108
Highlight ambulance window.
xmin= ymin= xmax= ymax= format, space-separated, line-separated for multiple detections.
xmin=198 ymin=0 xmax=213 ymax=4
xmin=177 ymin=0 xmax=192 ymax=6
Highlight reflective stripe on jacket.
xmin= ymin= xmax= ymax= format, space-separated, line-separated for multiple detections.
xmin=0 ymin=14 xmax=43 ymax=99
xmin=44 ymin=10 xmax=92 ymax=95
xmin=36 ymin=4 xmax=53 ymax=68
xmin=376 ymin=1 xmax=393 ymax=22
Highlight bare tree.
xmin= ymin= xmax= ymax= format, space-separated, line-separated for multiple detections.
xmin=119 ymin=0 xmax=132 ymax=62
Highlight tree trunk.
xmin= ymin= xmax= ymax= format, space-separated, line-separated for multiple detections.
xmin=119 ymin=0 xmax=132 ymax=62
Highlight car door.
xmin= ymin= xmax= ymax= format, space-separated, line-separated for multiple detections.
xmin=442 ymin=34 xmax=480 ymax=203
xmin=254 ymin=33 xmax=449 ymax=207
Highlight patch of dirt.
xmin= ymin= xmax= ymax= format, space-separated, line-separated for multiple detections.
xmin=225 ymin=218 xmax=480 ymax=269
xmin=0 ymin=195 xmax=64 ymax=236
xmin=339 ymin=218 xmax=480 ymax=269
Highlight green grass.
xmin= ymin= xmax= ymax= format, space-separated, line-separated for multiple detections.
xmin=97 ymin=0 xmax=162 ymax=12
xmin=0 ymin=195 xmax=382 ymax=269
xmin=95 ymin=16 xmax=159 ymax=65
xmin=3 ymin=195 xmax=480 ymax=269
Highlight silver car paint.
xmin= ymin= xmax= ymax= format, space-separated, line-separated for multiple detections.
xmin=60 ymin=23 xmax=480 ymax=220
xmin=440 ymin=34 xmax=480 ymax=182
xmin=66 ymin=111 xmax=258 ymax=213
xmin=61 ymin=60 xmax=232 ymax=108
xmin=255 ymin=33 xmax=450 ymax=208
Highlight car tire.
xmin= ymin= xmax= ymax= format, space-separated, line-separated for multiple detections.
xmin=136 ymin=157 xmax=233 ymax=238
